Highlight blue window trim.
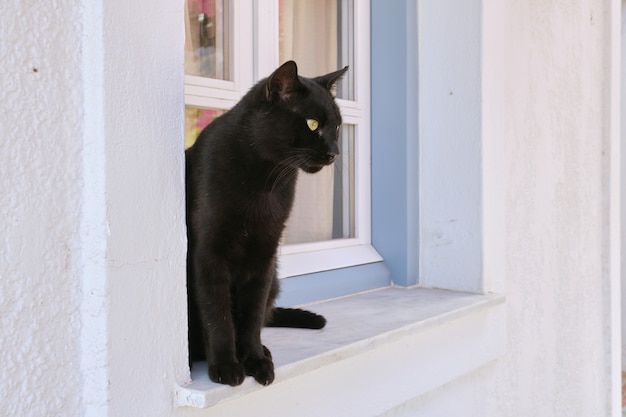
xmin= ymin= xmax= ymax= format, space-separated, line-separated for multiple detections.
xmin=277 ymin=1 xmax=419 ymax=307
xmin=371 ymin=0 xmax=419 ymax=287
xmin=276 ymin=262 xmax=391 ymax=306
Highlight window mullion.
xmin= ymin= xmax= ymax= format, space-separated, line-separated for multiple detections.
xmin=254 ymin=0 xmax=280 ymax=81
xmin=233 ymin=0 xmax=255 ymax=91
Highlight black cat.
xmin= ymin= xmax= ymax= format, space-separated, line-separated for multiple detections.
xmin=185 ymin=61 xmax=348 ymax=386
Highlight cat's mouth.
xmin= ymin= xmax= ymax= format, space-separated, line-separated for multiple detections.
xmin=301 ymin=164 xmax=326 ymax=174
xmin=298 ymin=153 xmax=337 ymax=173
xmin=300 ymin=158 xmax=336 ymax=173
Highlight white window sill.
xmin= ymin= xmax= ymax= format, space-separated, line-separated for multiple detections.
xmin=175 ymin=286 xmax=506 ymax=411
xmin=277 ymin=241 xmax=383 ymax=278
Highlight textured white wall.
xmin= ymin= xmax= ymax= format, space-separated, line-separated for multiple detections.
xmin=493 ymin=1 xmax=614 ymax=415
xmin=96 ymin=0 xmax=189 ymax=415
xmin=418 ymin=0 xmax=484 ymax=293
xmin=0 ymin=0 xmax=188 ymax=416
xmin=396 ymin=1 xmax=619 ymax=416
xmin=0 ymin=2 xmax=85 ymax=416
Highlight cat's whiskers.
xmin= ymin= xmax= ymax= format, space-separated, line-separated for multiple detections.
xmin=265 ymin=154 xmax=301 ymax=195
xmin=270 ymin=164 xmax=297 ymax=193
xmin=265 ymin=148 xmax=330 ymax=195
xmin=332 ymin=156 xmax=350 ymax=179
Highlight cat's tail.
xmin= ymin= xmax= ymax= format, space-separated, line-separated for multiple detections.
xmin=267 ymin=307 xmax=326 ymax=329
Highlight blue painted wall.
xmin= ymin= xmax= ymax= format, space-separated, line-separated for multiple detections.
xmin=276 ymin=262 xmax=391 ymax=306
xmin=371 ymin=0 xmax=419 ymax=286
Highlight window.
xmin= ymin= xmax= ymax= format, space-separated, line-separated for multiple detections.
xmin=176 ymin=1 xmax=508 ymax=407
xmin=183 ymin=1 xmax=381 ymax=294
xmin=75 ymin=0 xmax=511 ymax=412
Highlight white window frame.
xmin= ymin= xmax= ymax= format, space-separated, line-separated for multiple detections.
xmin=184 ymin=0 xmax=381 ymax=280
xmin=184 ymin=2 xmax=254 ymax=110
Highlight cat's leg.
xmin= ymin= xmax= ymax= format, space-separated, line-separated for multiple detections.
xmin=260 ymin=273 xmax=279 ymax=359
xmin=192 ymin=256 xmax=245 ymax=386
xmin=264 ymin=274 xmax=280 ymax=325
xmin=233 ymin=265 xmax=276 ymax=386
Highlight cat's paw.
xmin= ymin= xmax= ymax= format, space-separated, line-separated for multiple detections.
xmin=208 ymin=361 xmax=245 ymax=386
xmin=244 ymin=355 xmax=275 ymax=386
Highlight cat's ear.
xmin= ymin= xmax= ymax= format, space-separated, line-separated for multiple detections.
xmin=314 ymin=66 xmax=349 ymax=91
xmin=266 ymin=61 xmax=304 ymax=101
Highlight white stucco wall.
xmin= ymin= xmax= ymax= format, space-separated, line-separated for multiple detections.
xmin=493 ymin=1 xmax=614 ymax=415
xmin=1 ymin=0 xmax=188 ymax=416
xmin=98 ymin=1 xmax=189 ymax=415
xmin=1 ymin=2 xmax=85 ymax=416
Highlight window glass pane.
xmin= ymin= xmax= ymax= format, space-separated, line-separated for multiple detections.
xmin=184 ymin=0 xmax=231 ymax=80
xmin=283 ymin=125 xmax=355 ymax=244
xmin=279 ymin=0 xmax=354 ymax=100
xmin=279 ymin=1 xmax=357 ymax=245
xmin=185 ymin=106 xmax=225 ymax=149
xmin=333 ymin=124 xmax=355 ymax=239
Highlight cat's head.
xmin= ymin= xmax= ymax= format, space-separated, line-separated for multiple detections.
xmin=258 ymin=61 xmax=348 ymax=174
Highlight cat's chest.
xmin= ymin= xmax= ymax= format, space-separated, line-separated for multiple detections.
xmin=220 ymin=190 xmax=291 ymax=260
xmin=235 ymin=163 xmax=296 ymax=210
xmin=210 ymin=157 xmax=297 ymax=243
xmin=242 ymin=186 xmax=294 ymax=226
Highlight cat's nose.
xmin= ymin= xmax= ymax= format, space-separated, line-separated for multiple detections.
xmin=327 ymin=143 xmax=340 ymax=163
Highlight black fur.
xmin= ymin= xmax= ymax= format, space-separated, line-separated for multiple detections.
xmin=186 ymin=61 xmax=348 ymax=386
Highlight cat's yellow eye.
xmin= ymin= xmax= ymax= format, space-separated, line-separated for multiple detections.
xmin=306 ymin=119 xmax=319 ymax=131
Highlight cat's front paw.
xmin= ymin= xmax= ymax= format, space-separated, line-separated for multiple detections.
xmin=244 ymin=355 xmax=275 ymax=386
xmin=209 ymin=361 xmax=245 ymax=386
